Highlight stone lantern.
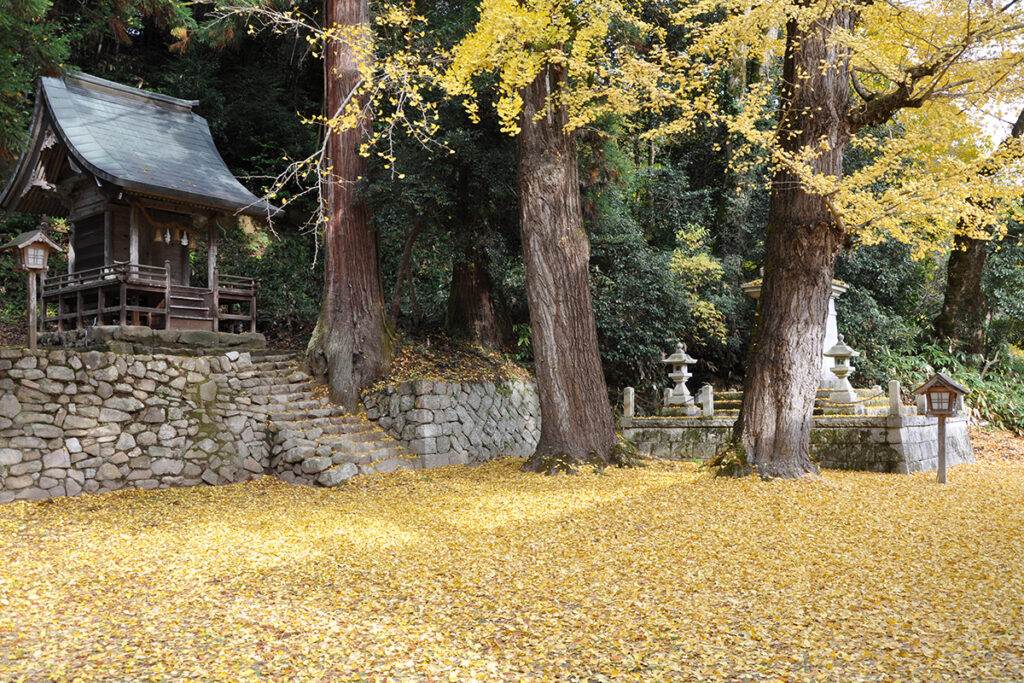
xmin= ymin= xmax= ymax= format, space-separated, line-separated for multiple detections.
xmin=823 ymin=334 xmax=860 ymax=404
xmin=913 ymin=372 xmax=970 ymax=484
xmin=663 ymin=342 xmax=699 ymax=414
xmin=0 ymin=220 xmax=63 ymax=351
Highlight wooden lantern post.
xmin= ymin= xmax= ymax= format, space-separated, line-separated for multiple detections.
xmin=0 ymin=221 xmax=64 ymax=351
xmin=913 ymin=373 xmax=970 ymax=484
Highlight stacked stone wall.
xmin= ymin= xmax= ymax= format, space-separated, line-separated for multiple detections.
xmin=621 ymin=414 xmax=973 ymax=473
xmin=363 ymin=380 xmax=541 ymax=466
xmin=0 ymin=348 xmax=269 ymax=502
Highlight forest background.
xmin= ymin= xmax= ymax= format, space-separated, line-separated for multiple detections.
xmin=5 ymin=0 xmax=1024 ymax=432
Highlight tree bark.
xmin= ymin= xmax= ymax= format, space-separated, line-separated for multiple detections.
xmin=306 ymin=0 xmax=392 ymax=410
xmin=517 ymin=64 xmax=619 ymax=473
xmin=732 ymin=13 xmax=854 ymax=478
xmin=934 ymin=234 xmax=988 ymax=354
xmin=446 ymin=242 xmax=510 ymax=348
xmin=445 ymin=166 xmax=510 ymax=348
xmin=390 ymin=221 xmax=421 ymax=326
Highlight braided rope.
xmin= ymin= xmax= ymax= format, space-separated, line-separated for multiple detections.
xmin=815 ymin=391 xmax=886 ymax=406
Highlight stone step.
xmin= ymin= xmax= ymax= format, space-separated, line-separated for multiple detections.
xmin=264 ymin=391 xmax=323 ymax=406
xmin=246 ymin=381 xmax=318 ymax=397
xmin=319 ymin=437 xmax=396 ymax=455
xmin=251 ymin=351 xmax=303 ymax=362
xmin=336 ymin=446 xmax=404 ymax=466
xmin=275 ymin=415 xmax=368 ymax=431
xmin=252 ymin=360 xmax=303 ymax=373
xmin=271 ymin=398 xmax=332 ymax=411
xmin=274 ymin=422 xmax=374 ymax=442
xmin=269 ymin=406 xmax=346 ymax=422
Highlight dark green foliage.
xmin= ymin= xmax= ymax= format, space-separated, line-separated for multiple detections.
xmin=881 ymin=342 xmax=1024 ymax=434
xmin=835 ymin=240 xmax=940 ymax=384
xmin=0 ymin=214 xmax=67 ymax=326
xmin=0 ymin=0 xmax=68 ymax=162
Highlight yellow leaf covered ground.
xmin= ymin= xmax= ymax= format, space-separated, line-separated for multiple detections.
xmin=2 ymin=429 xmax=1023 ymax=681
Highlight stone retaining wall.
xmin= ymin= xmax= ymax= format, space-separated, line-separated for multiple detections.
xmin=41 ymin=325 xmax=266 ymax=353
xmin=621 ymin=414 xmax=973 ymax=473
xmin=362 ymin=380 xmax=541 ymax=466
xmin=0 ymin=348 xmax=270 ymax=503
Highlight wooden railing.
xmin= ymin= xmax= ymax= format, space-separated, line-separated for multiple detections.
xmin=216 ymin=272 xmax=256 ymax=294
xmin=43 ymin=262 xmax=168 ymax=295
xmin=41 ymin=264 xmax=258 ymax=333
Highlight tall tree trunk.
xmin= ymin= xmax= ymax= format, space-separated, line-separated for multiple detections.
xmin=446 ymin=165 xmax=510 ymax=348
xmin=446 ymin=242 xmax=510 ymax=348
xmin=390 ymin=221 xmax=421 ymax=326
xmin=517 ymin=64 xmax=618 ymax=473
xmin=306 ymin=0 xmax=392 ymax=410
xmin=733 ymin=13 xmax=854 ymax=479
xmin=933 ymin=108 xmax=1024 ymax=354
xmin=934 ymin=234 xmax=989 ymax=354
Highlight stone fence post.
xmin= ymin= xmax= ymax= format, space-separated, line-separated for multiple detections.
xmin=699 ymin=384 xmax=714 ymax=417
xmin=888 ymin=380 xmax=901 ymax=417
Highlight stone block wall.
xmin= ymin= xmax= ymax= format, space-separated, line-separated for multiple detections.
xmin=363 ymin=379 xmax=541 ymax=466
xmin=621 ymin=414 xmax=973 ymax=474
xmin=0 ymin=348 xmax=270 ymax=503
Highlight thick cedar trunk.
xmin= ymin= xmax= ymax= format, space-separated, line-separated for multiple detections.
xmin=445 ymin=166 xmax=510 ymax=348
xmin=734 ymin=13 xmax=853 ymax=478
xmin=446 ymin=242 xmax=510 ymax=348
xmin=517 ymin=65 xmax=618 ymax=472
xmin=934 ymin=234 xmax=988 ymax=354
xmin=306 ymin=0 xmax=391 ymax=410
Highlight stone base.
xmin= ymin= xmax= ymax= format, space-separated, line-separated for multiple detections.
xmin=39 ymin=325 xmax=266 ymax=353
xmin=621 ymin=414 xmax=973 ymax=474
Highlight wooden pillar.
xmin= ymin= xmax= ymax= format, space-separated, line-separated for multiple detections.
xmin=208 ymin=222 xmax=219 ymax=332
xmin=164 ymin=259 xmax=172 ymax=330
xmin=67 ymin=223 xmax=76 ymax=274
xmin=207 ymin=221 xmax=217 ymax=287
xmin=129 ymin=205 xmax=139 ymax=278
xmin=119 ymin=282 xmax=127 ymax=326
xmin=97 ymin=286 xmax=105 ymax=326
xmin=27 ymin=271 xmax=37 ymax=351
xmin=57 ymin=294 xmax=64 ymax=332
xmin=250 ymin=292 xmax=257 ymax=333
xmin=75 ymin=290 xmax=83 ymax=329
xmin=937 ymin=416 xmax=947 ymax=485
xmin=103 ymin=212 xmax=113 ymax=266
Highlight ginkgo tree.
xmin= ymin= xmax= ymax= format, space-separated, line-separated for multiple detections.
xmin=668 ymin=0 xmax=1024 ymax=477
xmin=442 ymin=0 xmax=674 ymax=472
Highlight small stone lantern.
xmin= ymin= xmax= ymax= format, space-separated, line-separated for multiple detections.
xmin=823 ymin=334 xmax=860 ymax=404
xmin=913 ymin=372 xmax=970 ymax=484
xmin=0 ymin=221 xmax=63 ymax=351
xmin=663 ymin=342 xmax=699 ymax=414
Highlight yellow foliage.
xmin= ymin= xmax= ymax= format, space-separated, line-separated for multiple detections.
xmin=5 ymin=431 xmax=1024 ymax=679
xmin=443 ymin=0 xmax=667 ymax=135
xmin=662 ymin=0 xmax=1024 ymax=256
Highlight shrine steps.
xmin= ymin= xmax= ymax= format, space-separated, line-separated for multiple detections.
xmin=251 ymin=354 xmax=410 ymax=487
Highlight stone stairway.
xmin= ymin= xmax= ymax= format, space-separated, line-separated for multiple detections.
xmin=247 ymin=352 xmax=410 ymax=486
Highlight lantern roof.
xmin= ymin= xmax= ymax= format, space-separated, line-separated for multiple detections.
xmin=912 ymin=372 xmax=970 ymax=398
xmin=823 ymin=334 xmax=859 ymax=359
xmin=0 ymin=228 xmax=62 ymax=255
xmin=664 ymin=342 xmax=696 ymax=365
